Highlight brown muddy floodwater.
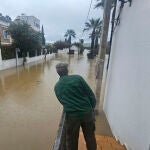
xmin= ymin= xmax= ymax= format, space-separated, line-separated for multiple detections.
xmin=0 ymin=51 xmax=97 ymax=150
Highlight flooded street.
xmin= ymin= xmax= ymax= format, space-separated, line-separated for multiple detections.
xmin=0 ymin=51 xmax=97 ymax=150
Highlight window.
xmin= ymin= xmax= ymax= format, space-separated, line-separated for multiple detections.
xmin=3 ymin=31 xmax=9 ymax=39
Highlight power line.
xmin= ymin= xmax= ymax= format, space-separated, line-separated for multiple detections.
xmin=81 ymin=0 xmax=94 ymax=38
xmin=85 ymin=0 xmax=94 ymax=24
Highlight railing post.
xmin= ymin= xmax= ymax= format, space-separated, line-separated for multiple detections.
xmin=15 ymin=49 xmax=19 ymax=67
xmin=27 ymin=51 xmax=29 ymax=58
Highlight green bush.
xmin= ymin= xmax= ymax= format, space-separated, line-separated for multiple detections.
xmin=8 ymin=22 xmax=42 ymax=59
xmin=84 ymin=46 xmax=91 ymax=50
xmin=53 ymin=41 xmax=70 ymax=50
xmin=29 ymin=50 xmax=36 ymax=57
xmin=1 ymin=45 xmax=16 ymax=60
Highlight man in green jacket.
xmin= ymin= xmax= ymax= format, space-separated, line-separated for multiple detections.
xmin=54 ymin=63 xmax=97 ymax=150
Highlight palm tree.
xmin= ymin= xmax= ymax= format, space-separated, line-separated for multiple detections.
xmin=79 ymin=39 xmax=84 ymax=54
xmin=84 ymin=18 xmax=102 ymax=57
xmin=89 ymin=25 xmax=102 ymax=55
xmin=64 ymin=29 xmax=76 ymax=53
xmin=95 ymin=29 xmax=101 ymax=55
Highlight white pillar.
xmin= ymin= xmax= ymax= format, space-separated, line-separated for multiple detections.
xmin=15 ymin=49 xmax=19 ymax=67
xmin=27 ymin=52 xmax=29 ymax=58
xmin=26 ymin=51 xmax=30 ymax=64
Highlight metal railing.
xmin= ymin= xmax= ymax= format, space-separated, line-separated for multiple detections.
xmin=53 ymin=112 xmax=67 ymax=150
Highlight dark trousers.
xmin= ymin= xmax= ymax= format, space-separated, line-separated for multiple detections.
xmin=65 ymin=115 xmax=97 ymax=150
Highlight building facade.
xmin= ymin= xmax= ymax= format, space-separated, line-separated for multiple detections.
xmin=103 ymin=0 xmax=150 ymax=150
xmin=0 ymin=14 xmax=12 ymax=45
xmin=15 ymin=14 xmax=40 ymax=32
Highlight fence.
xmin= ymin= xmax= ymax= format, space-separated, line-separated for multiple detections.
xmin=53 ymin=112 xmax=66 ymax=150
xmin=0 ymin=48 xmax=55 ymax=71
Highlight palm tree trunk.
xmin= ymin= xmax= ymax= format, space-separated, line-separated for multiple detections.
xmin=91 ymin=30 xmax=95 ymax=57
xmin=95 ymin=36 xmax=99 ymax=55
xmin=68 ymin=36 xmax=71 ymax=54
xmin=95 ymin=0 xmax=112 ymax=112
xmin=91 ymin=37 xmax=95 ymax=55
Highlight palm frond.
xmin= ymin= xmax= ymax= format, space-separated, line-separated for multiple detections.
xmin=85 ymin=22 xmax=91 ymax=28
xmin=64 ymin=29 xmax=76 ymax=39
xmin=84 ymin=18 xmax=102 ymax=33
xmin=95 ymin=2 xmax=104 ymax=8
xmin=83 ymin=28 xmax=90 ymax=32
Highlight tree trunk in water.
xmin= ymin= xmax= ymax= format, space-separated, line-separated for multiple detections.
xmin=95 ymin=0 xmax=112 ymax=112
xmin=68 ymin=36 xmax=71 ymax=54
xmin=95 ymin=36 xmax=99 ymax=55
xmin=91 ymin=37 xmax=95 ymax=56
xmin=90 ymin=30 xmax=95 ymax=58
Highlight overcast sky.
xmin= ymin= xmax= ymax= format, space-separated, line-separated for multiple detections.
xmin=0 ymin=0 xmax=103 ymax=43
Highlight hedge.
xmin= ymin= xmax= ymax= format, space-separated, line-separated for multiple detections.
xmin=1 ymin=45 xmax=16 ymax=60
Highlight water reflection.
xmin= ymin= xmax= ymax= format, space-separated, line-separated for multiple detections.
xmin=0 ymin=51 xmax=96 ymax=150
xmin=0 ymin=76 xmax=6 ymax=96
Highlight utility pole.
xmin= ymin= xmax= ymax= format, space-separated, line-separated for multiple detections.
xmin=0 ymin=48 xmax=2 ymax=66
xmin=95 ymin=0 xmax=112 ymax=112
xmin=0 ymin=40 xmax=2 ymax=66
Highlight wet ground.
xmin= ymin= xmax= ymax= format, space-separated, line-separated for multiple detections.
xmin=0 ymin=51 xmax=102 ymax=150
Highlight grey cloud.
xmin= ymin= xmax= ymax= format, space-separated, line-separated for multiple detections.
xmin=0 ymin=0 xmax=103 ymax=43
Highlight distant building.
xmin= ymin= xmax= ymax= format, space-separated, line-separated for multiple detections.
xmin=0 ymin=13 xmax=12 ymax=45
xmin=15 ymin=14 xmax=40 ymax=32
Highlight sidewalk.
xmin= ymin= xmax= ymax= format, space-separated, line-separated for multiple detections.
xmin=78 ymin=111 xmax=126 ymax=150
xmin=78 ymin=132 xmax=127 ymax=150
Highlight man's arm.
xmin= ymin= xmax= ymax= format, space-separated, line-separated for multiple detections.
xmin=54 ymin=85 xmax=63 ymax=105
xmin=79 ymin=76 xmax=96 ymax=109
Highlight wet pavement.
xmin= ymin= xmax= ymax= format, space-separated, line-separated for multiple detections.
xmin=0 ymin=51 xmax=99 ymax=150
xmin=79 ymin=132 xmax=126 ymax=150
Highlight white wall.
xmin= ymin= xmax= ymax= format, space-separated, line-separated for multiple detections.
xmin=104 ymin=0 xmax=150 ymax=150
xmin=0 ymin=53 xmax=54 ymax=71
xmin=0 ymin=58 xmax=23 ymax=70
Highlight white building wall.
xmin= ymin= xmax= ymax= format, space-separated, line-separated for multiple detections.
xmin=16 ymin=15 xmax=40 ymax=31
xmin=104 ymin=0 xmax=150 ymax=150
xmin=27 ymin=16 xmax=40 ymax=31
